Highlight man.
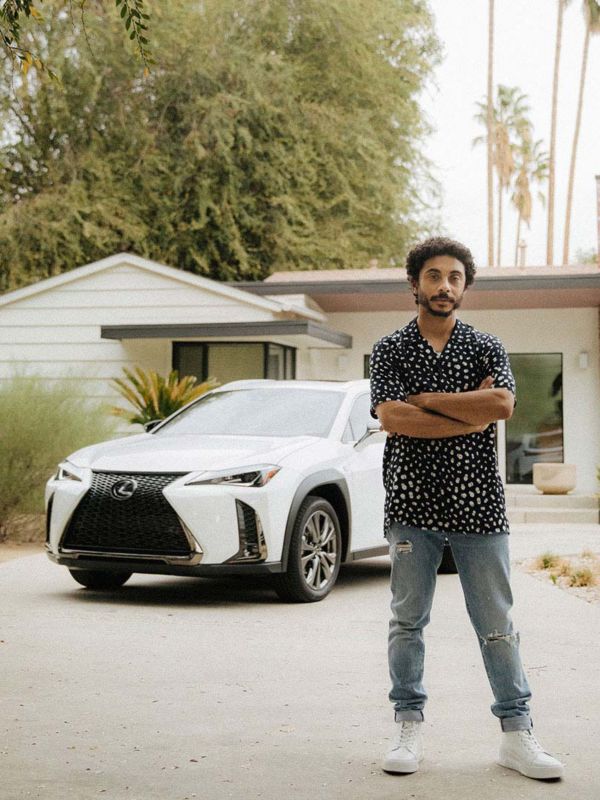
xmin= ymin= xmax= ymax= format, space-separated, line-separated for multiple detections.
xmin=369 ymin=236 xmax=564 ymax=780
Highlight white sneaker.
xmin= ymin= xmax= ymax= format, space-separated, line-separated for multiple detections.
xmin=382 ymin=720 xmax=424 ymax=773
xmin=498 ymin=729 xmax=564 ymax=780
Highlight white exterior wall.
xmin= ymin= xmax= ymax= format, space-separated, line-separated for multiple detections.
xmin=0 ymin=264 xmax=279 ymax=404
xmin=297 ymin=308 xmax=600 ymax=492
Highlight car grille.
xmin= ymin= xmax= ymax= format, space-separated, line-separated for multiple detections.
xmin=61 ymin=472 xmax=191 ymax=556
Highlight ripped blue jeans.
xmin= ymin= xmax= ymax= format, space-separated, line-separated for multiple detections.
xmin=387 ymin=522 xmax=532 ymax=732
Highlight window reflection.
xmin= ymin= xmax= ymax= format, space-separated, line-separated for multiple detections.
xmin=506 ymin=354 xmax=563 ymax=484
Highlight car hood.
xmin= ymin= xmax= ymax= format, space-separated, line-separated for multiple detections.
xmin=66 ymin=433 xmax=321 ymax=473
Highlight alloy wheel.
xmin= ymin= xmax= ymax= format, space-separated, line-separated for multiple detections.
xmin=301 ymin=509 xmax=338 ymax=590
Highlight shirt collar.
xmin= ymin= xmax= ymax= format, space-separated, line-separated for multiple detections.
xmin=402 ymin=316 xmax=467 ymax=358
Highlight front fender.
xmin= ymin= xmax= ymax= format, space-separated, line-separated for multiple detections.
xmin=280 ymin=471 xmax=351 ymax=571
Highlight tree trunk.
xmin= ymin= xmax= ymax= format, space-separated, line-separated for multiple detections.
xmin=546 ymin=0 xmax=564 ymax=266
xmin=515 ymin=211 xmax=522 ymax=266
xmin=487 ymin=0 xmax=495 ymax=266
xmin=497 ymin=182 xmax=503 ymax=266
xmin=563 ymin=24 xmax=590 ymax=266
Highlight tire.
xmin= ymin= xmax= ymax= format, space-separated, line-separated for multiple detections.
xmin=69 ymin=569 xmax=132 ymax=590
xmin=437 ymin=542 xmax=457 ymax=574
xmin=272 ymin=495 xmax=342 ymax=603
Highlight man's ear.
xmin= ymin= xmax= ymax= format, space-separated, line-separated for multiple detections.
xmin=410 ymin=279 xmax=418 ymax=297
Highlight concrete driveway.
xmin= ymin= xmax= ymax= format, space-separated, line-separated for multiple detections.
xmin=2 ymin=524 xmax=600 ymax=800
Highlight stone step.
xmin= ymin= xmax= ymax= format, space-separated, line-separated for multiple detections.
xmin=505 ymin=493 xmax=599 ymax=509
xmin=507 ymin=507 xmax=600 ymax=525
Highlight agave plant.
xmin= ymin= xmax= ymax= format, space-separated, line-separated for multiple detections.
xmin=110 ymin=366 xmax=219 ymax=426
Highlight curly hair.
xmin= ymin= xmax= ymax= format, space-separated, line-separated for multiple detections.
xmin=405 ymin=237 xmax=476 ymax=287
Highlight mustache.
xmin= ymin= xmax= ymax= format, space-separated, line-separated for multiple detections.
xmin=431 ymin=295 xmax=453 ymax=302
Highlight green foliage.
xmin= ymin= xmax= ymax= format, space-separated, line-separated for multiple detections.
xmin=569 ymin=568 xmax=595 ymax=588
xmin=0 ymin=0 xmax=152 ymax=77
xmin=0 ymin=372 xmax=120 ymax=521
xmin=575 ymin=247 xmax=598 ymax=265
xmin=0 ymin=0 xmax=440 ymax=290
xmin=110 ymin=366 xmax=219 ymax=425
xmin=535 ymin=551 xmax=561 ymax=570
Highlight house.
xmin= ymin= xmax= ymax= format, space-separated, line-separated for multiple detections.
xmin=1 ymin=251 xmax=599 ymax=495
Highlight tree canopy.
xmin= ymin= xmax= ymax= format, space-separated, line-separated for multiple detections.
xmin=0 ymin=0 xmax=440 ymax=290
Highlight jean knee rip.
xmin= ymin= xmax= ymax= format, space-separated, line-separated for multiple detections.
xmin=482 ymin=629 xmax=519 ymax=647
xmin=393 ymin=540 xmax=413 ymax=554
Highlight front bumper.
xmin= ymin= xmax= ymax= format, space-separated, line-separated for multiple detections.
xmin=45 ymin=467 xmax=296 ymax=570
xmin=45 ymin=545 xmax=285 ymax=576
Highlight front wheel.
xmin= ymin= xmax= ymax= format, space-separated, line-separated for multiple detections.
xmin=68 ymin=569 xmax=132 ymax=590
xmin=272 ymin=495 xmax=342 ymax=603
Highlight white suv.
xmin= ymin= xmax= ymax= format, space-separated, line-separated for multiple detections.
xmin=45 ymin=379 xmax=391 ymax=602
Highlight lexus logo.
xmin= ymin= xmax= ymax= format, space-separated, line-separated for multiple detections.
xmin=111 ymin=478 xmax=138 ymax=500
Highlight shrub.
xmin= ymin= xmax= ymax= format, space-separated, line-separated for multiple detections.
xmin=569 ymin=569 xmax=596 ymax=588
xmin=0 ymin=373 xmax=120 ymax=531
xmin=556 ymin=559 xmax=573 ymax=578
xmin=110 ymin=366 xmax=219 ymax=426
xmin=535 ymin=552 xmax=561 ymax=570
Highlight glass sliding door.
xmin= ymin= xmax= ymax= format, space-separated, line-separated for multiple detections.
xmin=208 ymin=343 xmax=264 ymax=384
xmin=172 ymin=343 xmax=207 ymax=383
xmin=266 ymin=344 xmax=285 ymax=380
xmin=505 ymin=353 xmax=563 ymax=484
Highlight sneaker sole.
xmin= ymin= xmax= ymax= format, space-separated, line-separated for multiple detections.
xmin=498 ymin=755 xmax=564 ymax=780
xmin=382 ymin=754 xmax=423 ymax=774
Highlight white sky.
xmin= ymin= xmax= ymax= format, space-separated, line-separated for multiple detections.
xmin=421 ymin=0 xmax=600 ymax=266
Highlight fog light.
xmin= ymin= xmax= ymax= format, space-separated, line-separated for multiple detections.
xmin=227 ymin=500 xmax=267 ymax=563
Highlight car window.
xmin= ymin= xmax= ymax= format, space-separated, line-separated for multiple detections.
xmin=153 ymin=388 xmax=344 ymax=438
xmin=342 ymin=394 xmax=372 ymax=442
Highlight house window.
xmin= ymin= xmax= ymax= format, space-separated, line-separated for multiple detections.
xmin=505 ymin=353 xmax=563 ymax=485
xmin=364 ymin=354 xmax=370 ymax=378
xmin=172 ymin=342 xmax=296 ymax=385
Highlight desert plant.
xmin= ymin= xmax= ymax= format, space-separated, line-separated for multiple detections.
xmin=0 ymin=372 xmax=120 ymax=532
xmin=556 ymin=559 xmax=573 ymax=577
xmin=535 ymin=551 xmax=561 ymax=570
xmin=569 ymin=568 xmax=596 ymax=587
xmin=110 ymin=366 xmax=219 ymax=426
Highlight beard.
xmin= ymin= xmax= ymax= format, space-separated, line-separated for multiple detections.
xmin=415 ymin=288 xmax=463 ymax=318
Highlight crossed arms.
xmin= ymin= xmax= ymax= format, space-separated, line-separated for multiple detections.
xmin=375 ymin=377 xmax=514 ymax=440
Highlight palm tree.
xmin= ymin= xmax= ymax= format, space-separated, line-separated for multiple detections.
xmin=474 ymin=86 xmax=531 ymax=266
xmin=511 ymin=132 xmax=549 ymax=265
xmin=562 ymin=0 xmax=600 ymax=265
xmin=546 ymin=1 xmax=572 ymax=266
xmin=487 ymin=0 xmax=495 ymax=266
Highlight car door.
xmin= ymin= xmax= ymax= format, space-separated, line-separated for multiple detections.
xmin=340 ymin=393 xmax=386 ymax=553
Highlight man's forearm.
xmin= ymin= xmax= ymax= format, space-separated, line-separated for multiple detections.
xmin=377 ymin=401 xmax=484 ymax=439
xmin=409 ymin=388 xmax=513 ymax=425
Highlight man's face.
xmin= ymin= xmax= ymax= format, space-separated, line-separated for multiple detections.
xmin=411 ymin=255 xmax=467 ymax=318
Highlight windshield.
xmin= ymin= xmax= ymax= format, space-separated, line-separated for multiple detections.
xmin=153 ymin=388 xmax=344 ymax=438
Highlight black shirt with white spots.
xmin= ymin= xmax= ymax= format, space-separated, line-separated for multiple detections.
xmin=369 ymin=317 xmax=516 ymax=537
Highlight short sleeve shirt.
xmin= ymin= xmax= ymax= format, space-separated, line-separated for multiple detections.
xmin=369 ymin=317 xmax=516 ymax=537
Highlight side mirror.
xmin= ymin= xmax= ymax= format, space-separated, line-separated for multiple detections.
xmin=353 ymin=417 xmax=383 ymax=447
xmin=143 ymin=419 xmax=162 ymax=432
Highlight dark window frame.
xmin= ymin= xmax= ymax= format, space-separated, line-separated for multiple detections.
xmin=172 ymin=341 xmax=297 ymax=382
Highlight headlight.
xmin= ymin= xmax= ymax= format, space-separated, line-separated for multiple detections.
xmin=184 ymin=464 xmax=281 ymax=487
xmin=54 ymin=462 xmax=85 ymax=482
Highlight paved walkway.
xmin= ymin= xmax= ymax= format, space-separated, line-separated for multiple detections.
xmin=1 ymin=523 xmax=599 ymax=800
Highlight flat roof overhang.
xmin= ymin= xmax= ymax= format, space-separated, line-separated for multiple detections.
xmin=231 ymin=273 xmax=600 ymax=311
xmin=100 ymin=320 xmax=352 ymax=349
